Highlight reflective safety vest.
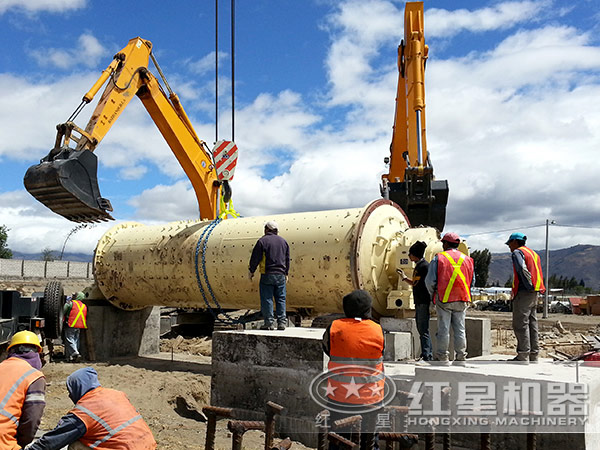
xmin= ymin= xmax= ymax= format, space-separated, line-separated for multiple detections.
xmin=512 ymin=246 xmax=546 ymax=297
xmin=68 ymin=300 xmax=88 ymax=329
xmin=435 ymin=249 xmax=474 ymax=303
xmin=0 ymin=357 xmax=44 ymax=450
xmin=327 ymin=318 xmax=385 ymax=406
xmin=70 ymin=387 xmax=156 ymax=449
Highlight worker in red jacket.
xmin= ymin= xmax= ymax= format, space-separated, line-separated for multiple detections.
xmin=506 ymin=232 xmax=545 ymax=363
xmin=0 ymin=331 xmax=46 ymax=449
xmin=26 ymin=367 xmax=156 ymax=450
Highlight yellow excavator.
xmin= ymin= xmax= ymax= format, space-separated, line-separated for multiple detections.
xmin=381 ymin=2 xmax=448 ymax=231
xmin=24 ymin=37 xmax=237 ymax=223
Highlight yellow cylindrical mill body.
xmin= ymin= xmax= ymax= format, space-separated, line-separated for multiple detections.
xmin=93 ymin=199 xmax=447 ymax=316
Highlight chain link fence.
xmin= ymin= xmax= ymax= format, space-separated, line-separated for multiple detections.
xmin=0 ymin=259 xmax=92 ymax=279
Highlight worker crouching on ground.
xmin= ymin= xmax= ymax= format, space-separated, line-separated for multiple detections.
xmin=322 ymin=290 xmax=384 ymax=450
xmin=398 ymin=241 xmax=432 ymax=361
xmin=506 ymin=232 xmax=545 ymax=364
xmin=26 ymin=367 xmax=156 ymax=450
xmin=0 ymin=331 xmax=46 ymax=449
xmin=248 ymin=220 xmax=290 ymax=330
xmin=425 ymin=232 xmax=474 ymax=365
xmin=62 ymin=292 xmax=88 ymax=362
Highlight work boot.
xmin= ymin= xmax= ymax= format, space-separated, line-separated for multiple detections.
xmin=277 ymin=323 xmax=286 ymax=331
xmin=260 ymin=324 xmax=275 ymax=331
xmin=529 ymin=354 xmax=539 ymax=363
xmin=510 ymin=356 xmax=529 ymax=365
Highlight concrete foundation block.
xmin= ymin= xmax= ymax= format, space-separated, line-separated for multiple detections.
xmin=211 ymin=328 xmax=326 ymax=447
xmin=383 ymin=332 xmax=412 ymax=361
xmin=380 ymin=316 xmax=491 ymax=359
xmin=412 ymin=361 xmax=598 ymax=448
xmin=381 ymin=317 xmax=420 ymax=359
xmin=80 ymin=300 xmax=159 ymax=360
xmin=429 ymin=316 xmax=491 ymax=358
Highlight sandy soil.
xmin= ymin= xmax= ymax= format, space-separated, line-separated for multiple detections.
xmin=38 ymin=354 xmax=313 ymax=450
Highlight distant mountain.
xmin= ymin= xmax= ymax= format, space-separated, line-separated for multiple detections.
xmin=488 ymin=244 xmax=600 ymax=290
xmin=11 ymin=251 xmax=93 ymax=263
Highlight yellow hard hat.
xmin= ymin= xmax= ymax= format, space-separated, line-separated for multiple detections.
xmin=8 ymin=331 xmax=42 ymax=353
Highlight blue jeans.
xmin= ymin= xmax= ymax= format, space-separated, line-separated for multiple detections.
xmin=415 ymin=303 xmax=432 ymax=360
xmin=435 ymin=304 xmax=467 ymax=361
xmin=63 ymin=326 xmax=81 ymax=359
xmin=259 ymin=273 xmax=287 ymax=326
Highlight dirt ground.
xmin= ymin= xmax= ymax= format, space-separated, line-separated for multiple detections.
xmin=38 ymin=353 xmax=314 ymax=450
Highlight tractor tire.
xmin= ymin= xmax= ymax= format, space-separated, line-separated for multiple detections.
xmin=42 ymin=281 xmax=64 ymax=339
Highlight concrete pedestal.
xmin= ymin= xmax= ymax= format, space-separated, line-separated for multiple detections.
xmin=411 ymin=360 xmax=599 ymax=449
xmin=210 ymin=328 xmax=597 ymax=449
xmin=80 ymin=300 xmax=159 ymax=360
xmin=381 ymin=316 xmax=491 ymax=359
xmin=211 ymin=328 xmax=325 ymax=446
xmin=429 ymin=316 xmax=491 ymax=358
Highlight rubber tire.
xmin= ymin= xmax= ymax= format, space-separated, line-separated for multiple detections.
xmin=42 ymin=281 xmax=64 ymax=339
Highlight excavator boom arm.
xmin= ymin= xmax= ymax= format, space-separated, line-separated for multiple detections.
xmin=24 ymin=37 xmax=222 ymax=223
xmin=381 ymin=2 xmax=448 ymax=231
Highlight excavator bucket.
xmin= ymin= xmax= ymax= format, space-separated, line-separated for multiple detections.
xmin=388 ymin=178 xmax=448 ymax=231
xmin=23 ymin=147 xmax=114 ymax=223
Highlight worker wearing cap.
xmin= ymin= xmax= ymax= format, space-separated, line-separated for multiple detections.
xmin=0 ymin=331 xmax=46 ymax=449
xmin=505 ymin=232 xmax=545 ymax=363
xmin=27 ymin=367 xmax=156 ymax=450
xmin=398 ymin=241 xmax=432 ymax=361
xmin=248 ymin=221 xmax=290 ymax=330
xmin=425 ymin=232 xmax=475 ymax=364
xmin=63 ymin=291 xmax=88 ymax=362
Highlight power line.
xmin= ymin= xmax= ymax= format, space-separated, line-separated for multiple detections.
xmin=553 ymin=224 xmax=600 ymax=230
xmin=462 ymin=223 xmax=545 ymax=237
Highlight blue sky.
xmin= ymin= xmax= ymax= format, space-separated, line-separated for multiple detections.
xmin=1 ymin=0 xmax=600 ymax=255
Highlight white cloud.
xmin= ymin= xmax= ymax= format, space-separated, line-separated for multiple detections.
xmin=29 ymin=33 xmax=106 ymax=69
xmin=128 ymin=181 xmax=198 ymax=221
xmin=0 ymin=191 xmax=112 ymax=255
xmin=186 ymin=51 xmax=228 ymax=75
xmin=0 ymin=0 xmax=85 ymax=15
xmin=426 ymin=1 xmax=548 ymax=38
xmin=0 ymin=73 xmax=96 ymax=160
xmin=3 ymin=0 xmax=600 ymax=262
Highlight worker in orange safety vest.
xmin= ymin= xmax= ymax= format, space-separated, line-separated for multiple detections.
xmin=63 ymin=291 xmax=88 ymax=362
xmin=26 ymin=367 xmax=156 ymax=450
xmin=322 ymin=289 xmax=389 ymax=450
xmin=0 ymin=331 xmax=46 ymax=449
xmin=506 ymin=232 xmax=545 ymax=363
xmin=425 ymin=232 xmax=475 ymax=364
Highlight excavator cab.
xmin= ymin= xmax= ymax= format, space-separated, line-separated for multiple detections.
xmin=24 ymin=123 xmax=113 ymax=223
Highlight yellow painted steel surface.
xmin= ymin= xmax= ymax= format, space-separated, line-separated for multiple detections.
xmin=94 ymin=199 xmax=446 ymax=316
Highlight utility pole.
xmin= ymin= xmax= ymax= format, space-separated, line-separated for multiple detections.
xmin=543 ymin=219 xmax=555 ymax=318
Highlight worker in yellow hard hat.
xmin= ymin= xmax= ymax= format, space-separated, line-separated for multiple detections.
xmin=0 ymin=331 xmax=46 ymax=449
